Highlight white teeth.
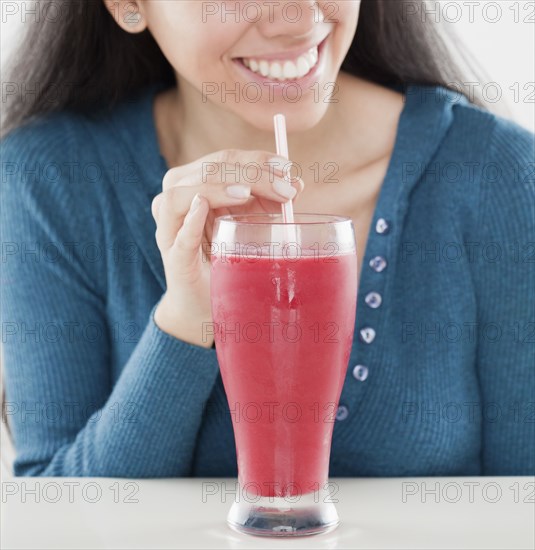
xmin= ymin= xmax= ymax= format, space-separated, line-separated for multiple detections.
xmin=282 ymin=60 xmax=298 ymax=80
xmin=259 ymin=60 xmax=270 ymax=77
xmin=297 ymin=57 xmax=310 ymax=77
xmin=240 ymin=45 xmax=319 ymax=81
xmin=270 ymin=62 xmax=282 ymax=79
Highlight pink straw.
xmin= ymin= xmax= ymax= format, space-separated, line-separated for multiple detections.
xmin=273 ymin=114 xmax=295 ymax=224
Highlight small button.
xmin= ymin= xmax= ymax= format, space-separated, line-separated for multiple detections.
xmin=335 ymin=405 xmax=349 ymax=421
xmin=359 ymin=327 xmax=376 ymax=344
xmin=375 ymin=218 xmax=390 ymax=234
xmin=369 ymin=256 xmax=387 ymax=272
xmin=352 ymin=365 xmax=369 ymax=381
xmin=365 ymin=292 xmax=382 ymax=309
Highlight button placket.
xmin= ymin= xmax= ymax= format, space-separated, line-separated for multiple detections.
xmin=352 ymin=217 xmax=392 ymax=386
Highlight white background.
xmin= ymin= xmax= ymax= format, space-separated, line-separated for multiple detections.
xmin=1 ymin=0 xmax=534 ymax=132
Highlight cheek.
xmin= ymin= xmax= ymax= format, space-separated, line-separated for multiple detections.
xmin=332 ymin=0 xmax=361 ymax=22
xmin=334 ymin=1 xmax=360 ymax=35
xmin=144 ymin=2 xmax=237 ymax=81
xmin=329 ymin=1 xmax=360 ymax=60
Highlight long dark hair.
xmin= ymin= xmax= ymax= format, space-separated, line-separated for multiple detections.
xmin=1 ymin=0 xmax=484 ymax=137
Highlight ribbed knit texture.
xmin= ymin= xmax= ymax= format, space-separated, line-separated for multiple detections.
xmin=1 ymin=84 xmax=534 ymax=477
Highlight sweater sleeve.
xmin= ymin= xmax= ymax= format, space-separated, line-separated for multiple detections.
xmin=474 ymin=116 xmax=535 ymax=475
xmin=1 ymin=120 xmax=219 ymax=477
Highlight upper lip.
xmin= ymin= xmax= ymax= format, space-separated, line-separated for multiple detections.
xmin=234 ymin=33 xmax=329 ymax=62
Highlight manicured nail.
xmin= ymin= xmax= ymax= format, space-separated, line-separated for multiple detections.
xmin=268 ymin=156 xmax=291 ymax=168
xmin=268 ymin=156 xmax=292 ymax=176
xmin=190 ymin=193 xmax=202 ymax=212
xmin=184 ymin=193 xmax=202 ymax=225
xmin=226 ymin=185 xmax=251 ymax=199
xmin=273 ymin=178 xmax=297 ymax=199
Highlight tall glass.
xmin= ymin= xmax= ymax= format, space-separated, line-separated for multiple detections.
xmin=210 ymin=213 xmax=358 ymax=536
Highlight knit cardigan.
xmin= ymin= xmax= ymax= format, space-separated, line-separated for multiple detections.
xmin=1 ymin=83 xmax=534 ymax=477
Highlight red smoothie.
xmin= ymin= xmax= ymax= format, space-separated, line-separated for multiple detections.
xmin=211 ymin=250 xmax=357 ymax=498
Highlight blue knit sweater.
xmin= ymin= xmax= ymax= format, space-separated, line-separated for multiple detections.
xmin=1 ymin=84 xmax=534 ymax=477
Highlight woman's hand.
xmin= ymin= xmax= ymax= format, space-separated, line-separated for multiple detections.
xmin=151 ymin=149 xmax=304 ymax=348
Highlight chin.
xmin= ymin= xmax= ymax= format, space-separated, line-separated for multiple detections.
xmin=238 ymin=102 xmax=331 ymax=134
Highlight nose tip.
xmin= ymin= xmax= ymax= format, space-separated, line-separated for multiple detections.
xmin=257 ymin=0 xmax=323 ymax=39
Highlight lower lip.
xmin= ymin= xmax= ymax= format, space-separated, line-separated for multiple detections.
xmin=231 ymin=35 xmax=330 ymax=96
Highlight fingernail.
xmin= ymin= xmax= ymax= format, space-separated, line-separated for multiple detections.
xmin=190 ymin=193 xmax=202 ymax=212
xmin=184 ymin=193 xmax=202 ymax=225
xmin=267 ymin=156 xmax=292 ymax=177
xmin=273 ymin=178 xmax=297 ymax=199
xmin=226 ymin=185 xmax=251 ymax=199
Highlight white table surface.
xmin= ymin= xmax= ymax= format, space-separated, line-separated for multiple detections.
xmin=1 ymin=476 xmax=534 ymax=549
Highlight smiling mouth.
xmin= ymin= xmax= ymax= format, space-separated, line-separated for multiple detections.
xmin=233 ymin=36 xmax=329 ymax=82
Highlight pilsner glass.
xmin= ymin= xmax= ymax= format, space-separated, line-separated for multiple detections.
xmin=210 ymin=213 xmax=358 ymax=536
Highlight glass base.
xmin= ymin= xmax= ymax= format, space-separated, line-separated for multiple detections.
xmin=227 ymin=489 xmax=339 ymax=537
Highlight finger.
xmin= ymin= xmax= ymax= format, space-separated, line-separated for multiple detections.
xmin=291 ymin=176 xmax=305 ymax=196
xmin=165 ymin=167 xmax=298 ymax=203
xmin=154 ymin=170 xmax=304 ymax=251
xmin=151 ymin=193 xmax=163 ymax=222
xmin=163 ymin=148 xmax=302 ymax=192
xmin=155 ymin=183 xmax=251 ymax=250
xmin=173 ymin=194 xmax=210 ymax=274
xmin=162 ymin=149 xmax=288 ymax=190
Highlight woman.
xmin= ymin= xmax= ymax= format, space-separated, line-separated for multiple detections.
xmin=1 ymin=0 xmax=533 ymax=477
